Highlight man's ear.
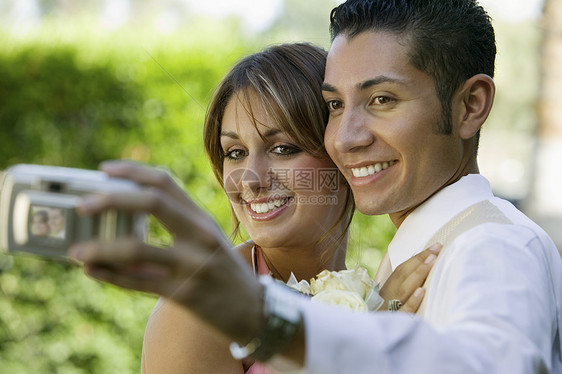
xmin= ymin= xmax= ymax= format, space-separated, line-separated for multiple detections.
xmin=456 ymin=74 xmax=495 ymax=139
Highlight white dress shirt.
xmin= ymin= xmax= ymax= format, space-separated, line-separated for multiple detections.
xmin=293 ymin=174 xmax=562 ymax=374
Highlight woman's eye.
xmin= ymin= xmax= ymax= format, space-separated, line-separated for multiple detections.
xmin=272 ymin=145 xmax=300 ymax=156
xmin=224 ymin=149 xmax=246 ymax=160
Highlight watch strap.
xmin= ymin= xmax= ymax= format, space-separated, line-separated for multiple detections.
xmin=230 ymin=275 xmax=302 ymax=362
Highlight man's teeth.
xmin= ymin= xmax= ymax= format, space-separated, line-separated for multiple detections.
xmin=250 ymin=197 xmax=288 ymax=214
xmin=351 ymin=161 xmax=395 ymax=178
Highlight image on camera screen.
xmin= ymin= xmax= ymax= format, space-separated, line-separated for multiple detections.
xmin=30 ymin=205 xmax=66 ymax=240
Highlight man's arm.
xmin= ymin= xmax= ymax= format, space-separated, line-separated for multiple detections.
xmin=68 ymin=162 xmax=559 ymax=373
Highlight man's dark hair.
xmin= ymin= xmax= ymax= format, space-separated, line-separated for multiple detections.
xmin=329 ymin=0 xmax=496 ymax=137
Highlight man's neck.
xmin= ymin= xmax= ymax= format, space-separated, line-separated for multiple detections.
xmin=389 ymin=165 xmax=480 ymax=229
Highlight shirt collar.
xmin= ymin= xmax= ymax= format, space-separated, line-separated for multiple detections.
xmin=387 ymin=174 xmax=494 ymax=270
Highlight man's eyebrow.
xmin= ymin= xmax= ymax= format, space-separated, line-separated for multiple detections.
xmin=322 ymin=76 xmax=406 ymax=93
xmin=359 ymin=76 xmax=405 ymax=90
xmin=322 ymin=83 xmax=338 ymax=93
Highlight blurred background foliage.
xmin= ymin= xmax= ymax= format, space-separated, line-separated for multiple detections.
xmin=0 ymin=23 xmax=259 ymax=373
xmin=0 ymin=0 xmax=544 ymax=372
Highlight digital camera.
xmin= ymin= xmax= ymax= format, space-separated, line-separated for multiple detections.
xmin=0 ymin=164 xmax=146 ymax=260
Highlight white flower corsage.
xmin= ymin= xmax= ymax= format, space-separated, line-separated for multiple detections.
xmin=286 ymin=267 xmax=384 ymax=312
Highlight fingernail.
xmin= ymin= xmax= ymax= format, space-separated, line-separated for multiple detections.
xmin=425 ymin=253 xmax=436 ymax=264
xmin=428 ymin=243 xmax=442 ymax=254
xmin=414 ymin=287 xmax=424 ymax=298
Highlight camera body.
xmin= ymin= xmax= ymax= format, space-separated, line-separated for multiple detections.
xmin=0 ymin=164 xmax=146 ymax=260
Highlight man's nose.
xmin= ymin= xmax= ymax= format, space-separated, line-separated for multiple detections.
xmin=332 ymin=109 xmax=375 ymax=154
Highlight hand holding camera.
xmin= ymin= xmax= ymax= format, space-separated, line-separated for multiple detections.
xmin=0 ymin=164 xmax=146 ymax=260
xmin=0 ymin=161 xmax=263 ymax=344
xmin=68 ymin=161 xmax=263 ymax=345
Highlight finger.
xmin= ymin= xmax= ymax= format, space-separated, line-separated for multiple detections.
xmin=84 ymin=264 xmax=183 ymax=297
xmin=71 ymin=240 xmax=178 ymax=294
xmin=379 ymin=243 xmax=441 ymax=307
xmin=69 ymin=239 xmax=184 ymax=269
xmin=100 ymin=161 xmax=193 ymax=206
xmin=391 ymin=248 xmax=439 ymax=302
xmin=398 ymin=287 xmax=425 ymax=313
xmin=392 ymin=243 xmax=442 ymax=281
xmin=69 ymin=238 xmax=227 ymax=283
xmin=85 ymin=261 xmax=170 ymax=280
xmin=77 ymin=243 xmax=231 ymax=309
xmin=77 ymin=189 xmax=204 ymax=236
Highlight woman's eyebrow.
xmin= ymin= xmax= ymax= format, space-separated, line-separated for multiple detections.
xmin=262 ymin=128 xmax=281 ymax=138
xmin=220 ymin=131 xmax=239 ymax=139
xmin=220 ymin=128 xmax=281 ymax=139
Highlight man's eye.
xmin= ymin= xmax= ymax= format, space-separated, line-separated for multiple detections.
xmin=372 ymin=96 xmax=394 ymax=105
xmin=224 ymin=149 xmax=246 ymax=160
xmin=326 ymin=100 xmax=344 ymax=112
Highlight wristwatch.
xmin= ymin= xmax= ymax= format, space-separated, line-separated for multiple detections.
xmin=230 ymin=275 xmax=303 ymax=362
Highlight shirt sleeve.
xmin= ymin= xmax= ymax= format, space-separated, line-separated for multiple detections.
xmin=302 ymin=224 xmax=561 ymax=374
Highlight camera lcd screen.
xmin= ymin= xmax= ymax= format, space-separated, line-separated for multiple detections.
xmin=30 ymin=205 xmax=66 ymax=240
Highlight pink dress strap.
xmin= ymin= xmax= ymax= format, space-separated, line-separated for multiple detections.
xmin=253 ymin=245 xmax=273 ymax=276
xmin=246 ymin=362 xmax=274 ymax=374
xmin=246 ymin=246 xmax=275 ymax=374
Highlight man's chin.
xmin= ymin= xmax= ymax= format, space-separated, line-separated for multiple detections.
xmin=353 ymin=201 xmax=386 ymax=217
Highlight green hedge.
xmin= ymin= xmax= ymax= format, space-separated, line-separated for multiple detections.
xmin=0 ymin=29 xmax=253 ymax=373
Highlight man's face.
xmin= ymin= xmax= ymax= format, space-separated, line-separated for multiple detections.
xmin=323 ymin=31 xmax=465 ymax=227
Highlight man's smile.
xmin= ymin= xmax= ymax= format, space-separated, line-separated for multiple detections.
xmin=350 ymin=160 xmax=396 ymax=178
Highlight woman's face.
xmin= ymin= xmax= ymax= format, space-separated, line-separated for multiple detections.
xmin=220 ymin=92 xmax=349 ymax=249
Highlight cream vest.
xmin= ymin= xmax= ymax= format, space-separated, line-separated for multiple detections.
xmin=374 ymin=199 xmax=513 ymax=315
xmin=416 ymin=199 xmax=513 ymax=316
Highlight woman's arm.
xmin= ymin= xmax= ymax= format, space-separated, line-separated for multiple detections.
xmin=142 ymin=298 xmax=245 ymax=374
xmin=142 ymin=241 xmax=255 ymax=374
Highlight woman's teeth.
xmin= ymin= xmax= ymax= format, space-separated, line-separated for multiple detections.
xmin=250 ymin=197 xmax=289 ymax=214
xmin=351 ymin=161 xmax=395 ymax=178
